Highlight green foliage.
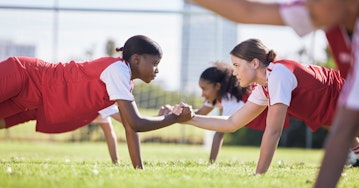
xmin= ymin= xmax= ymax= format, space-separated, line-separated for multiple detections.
xmin=105 ymin=39 xmax=116 ymax=57
xmin=316 ymin=46 xmax=337 ymax=69
xmin=224 ymin=128 xmax=263 ymax=146
xmin=132 ymin=81 xmax=203 ymax=109
xmin=1 ymin=142 xmax=358 ymax=188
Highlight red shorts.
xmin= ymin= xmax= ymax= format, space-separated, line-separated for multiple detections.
xmin=0 ymin=57 xmax=42 ymax=119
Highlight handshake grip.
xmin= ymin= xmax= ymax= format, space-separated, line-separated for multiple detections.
xmin=158 ymin=103 xmax=194 ymax=122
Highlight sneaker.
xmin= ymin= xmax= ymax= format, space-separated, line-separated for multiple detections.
xmin=346 ymin=150 xmax=357 ymax=166
xmin=351 ymin=159 xmax=359 ymax=167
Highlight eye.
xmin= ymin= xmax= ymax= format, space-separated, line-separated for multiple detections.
xmin=153 ymin=61 xmax=160 ymax=66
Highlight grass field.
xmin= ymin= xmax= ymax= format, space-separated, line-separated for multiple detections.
xmin=1 ymin=141 xmax=359 ymax=188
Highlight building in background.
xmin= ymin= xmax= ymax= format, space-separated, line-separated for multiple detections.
xmin=0 ymin=40 xmax=36 ymax=60
xmin=180 ymin=1 xmax=237 ymax=95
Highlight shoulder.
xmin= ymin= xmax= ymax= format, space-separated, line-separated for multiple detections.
xmin=267 ymin=62 xmax=297 ymax=85
xmin=100 ymin=60 xmax=131 ymax=81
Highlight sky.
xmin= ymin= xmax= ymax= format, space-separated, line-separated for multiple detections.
xmin=0 ymin=0 xmax=328 ymax=91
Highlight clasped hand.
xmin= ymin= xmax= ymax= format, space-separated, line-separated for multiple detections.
xmin=158 ymin=103 xmax=194 ymax=122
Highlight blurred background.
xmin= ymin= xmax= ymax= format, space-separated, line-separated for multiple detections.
xmin=0 ymin=0 xmax=334 ymax=149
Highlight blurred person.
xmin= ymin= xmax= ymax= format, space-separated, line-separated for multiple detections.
xmin=0 ymin=35 xmax=194 ymax=169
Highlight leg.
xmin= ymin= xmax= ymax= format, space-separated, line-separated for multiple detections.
xmin=314 ymin=107 xmax=359 ymax=188
xmin=209 ymin=132 xmax=224 ymax=163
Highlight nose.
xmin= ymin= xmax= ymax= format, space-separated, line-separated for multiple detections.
xmin=232 ymin=70 xmax=237 ymax=76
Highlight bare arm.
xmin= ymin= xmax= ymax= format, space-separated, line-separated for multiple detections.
xmin=122 ymin=118 xmax=143 ymax=169
xmin=158 ymin=104 xmax=213 ymax=116
xmin=195 ymin=105 xmax=214 ymax=115
xmin=256 ymin=103 xmax=287 ymax=174
xmin=190 ymin=0 xmax=285 ymax=25
xmin=186 ymin=101 xmax=266 ymax=132
xmin=107 ymin=112 xmax=143 ymax=168
xmin=117 ymin=100 xmax=193 ymax=132
xmin=99 ymin=122 xmax=119 ymax=164
xmin=209 ymin=132 xmax=224 ymax=163
xmin=315 ymin=107 xmax=359 ymax=188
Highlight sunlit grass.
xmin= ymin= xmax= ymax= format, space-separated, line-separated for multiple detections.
xmin=1 ymin=141 xmax=358 ymax=188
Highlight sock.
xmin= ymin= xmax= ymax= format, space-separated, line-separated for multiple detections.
xmin=352 ymin=144 xmax=359 ymax=159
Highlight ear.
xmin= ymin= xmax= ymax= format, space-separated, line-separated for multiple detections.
xmin=131 ymin=54 xmax=141 ymax=64
xmin=252 ymin=58 xmax=260 ymax=69
xmin=215 ymin=82 xmax=221 ymax=90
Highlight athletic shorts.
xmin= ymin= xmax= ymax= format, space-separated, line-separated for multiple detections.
xmin=0 ymin=57 xmax=42 ymax=118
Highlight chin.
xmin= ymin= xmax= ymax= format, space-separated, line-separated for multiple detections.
xmin=240 ymin=83 xmax=249 ymax=87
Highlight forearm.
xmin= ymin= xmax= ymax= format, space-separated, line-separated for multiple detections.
xmin=100 ymin=123 xmax=119 ymax=164
xmin=104 ymin=130 xmax=119 ymax=164
xmin=124 ymin=124 xmax=143 ymax=169
xmin=131 ymin=114 xmax=179 ymax=132
xmin=256 ymin=131 xmax=281 ymax=174
xmin=187 ymin=115 xmax=240 ymax=132
xmin=209 ymin=132 xmax=224 ymax=163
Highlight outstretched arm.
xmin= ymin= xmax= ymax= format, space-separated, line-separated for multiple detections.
xmin=186 ymin=101 xmax=265 ymax=132
xmin=256 ymin=103 xmax=287 ymax=174
xmin=116 ymin=100 xmax=193 ymax=132
xmin=190 ymin=0 xmax=285 ymax=25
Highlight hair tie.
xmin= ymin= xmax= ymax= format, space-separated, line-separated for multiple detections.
xmin=115 ymin=47 xmax=124 ymax=52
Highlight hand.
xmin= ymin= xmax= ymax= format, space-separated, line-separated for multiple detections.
xmin=158 ymin=104 xmax=173 ymax=116
xmin=173 ymin=102 xmax=194 ymax=122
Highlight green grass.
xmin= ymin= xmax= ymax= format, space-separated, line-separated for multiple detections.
xmin=1 ymin=141 xmax=359 ymax=188
xmin=0 ymin=108 xmax=206 ymax=144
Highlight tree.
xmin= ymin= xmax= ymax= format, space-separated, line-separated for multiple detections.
xmin=105 ymin=39 xmax=116 ymax=57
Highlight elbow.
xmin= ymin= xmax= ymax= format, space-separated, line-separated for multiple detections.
xmin=266 ymin=129 xmax=282 ymax=140
xmin=128 ymin=122 xmax=142 ymax=132
xmin=123 ymin=118 xmax=143 ymax=132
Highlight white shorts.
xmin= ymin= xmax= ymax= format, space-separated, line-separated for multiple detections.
xmin=93 ymin=104 xmax=119 ymax=123
xmin=92 ymin=115 xmax=112 ymax=124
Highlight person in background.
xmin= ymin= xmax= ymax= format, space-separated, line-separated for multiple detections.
xmin=0 ymin=35 xmax=194 ymax=169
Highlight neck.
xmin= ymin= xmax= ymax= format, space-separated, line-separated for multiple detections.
xmin=256 ymin=67 xmax=267 ymax=86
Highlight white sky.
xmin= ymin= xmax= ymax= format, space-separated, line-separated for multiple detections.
xmin=0 ymin=0 xmax=328 ymax=91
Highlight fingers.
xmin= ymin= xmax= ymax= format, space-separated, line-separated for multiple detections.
xmin=172 ymin=104 xmax=183 ymax=116
xmin=158 ymin=104 xmax=173 ymax=116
